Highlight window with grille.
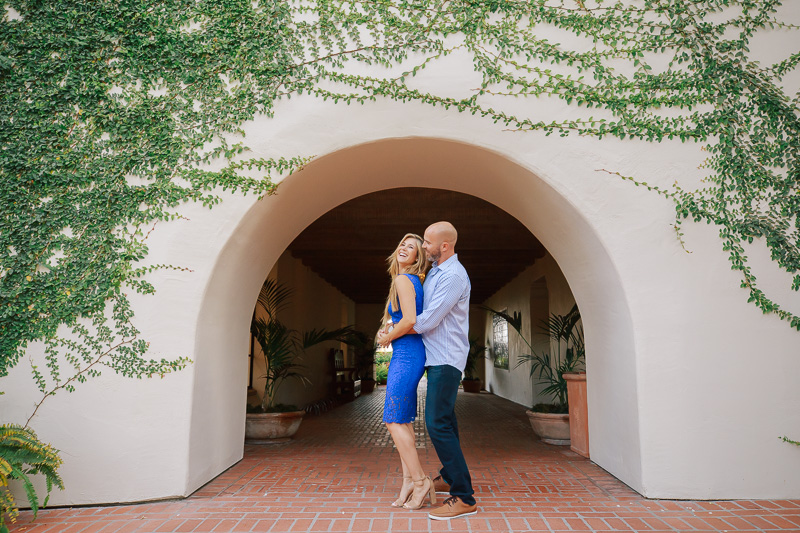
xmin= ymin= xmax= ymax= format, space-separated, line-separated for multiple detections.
xmin=492 ymin=311 xmax=509 ymax=369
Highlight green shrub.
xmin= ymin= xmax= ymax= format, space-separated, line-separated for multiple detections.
xmin=375 ymin=351 xmax=391 ymax=384
xmin=375 ymin=363 xmax=389 ymax=384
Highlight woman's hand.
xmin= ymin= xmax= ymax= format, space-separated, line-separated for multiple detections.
xmin=377 ymin=330 xmax=391 ymax=348
xmin=376 ymin=323 xmax=392 ymax=348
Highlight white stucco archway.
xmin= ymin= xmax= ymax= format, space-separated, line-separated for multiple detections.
xmin=10 ymin=93 xmax=798 ymax=507
xmin=188 ymin=137 xmax=642 ymax=496
xmin=5 ymin=3 xmax=799 ymax=509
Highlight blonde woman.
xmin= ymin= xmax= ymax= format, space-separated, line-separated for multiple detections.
xmin=377 ymin=233 xmax=435 ymax=510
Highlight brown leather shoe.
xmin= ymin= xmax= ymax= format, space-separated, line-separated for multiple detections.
xmin=432 ymin=474 xmax=450 ymax=493
xmin=427 ymin=496 xmax=478 ymax=520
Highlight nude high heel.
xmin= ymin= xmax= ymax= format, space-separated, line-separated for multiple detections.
xmin=391 ymin=476 xmax=413 ymax=507
xmin=403 ymin=476 xmax=436 ymax=510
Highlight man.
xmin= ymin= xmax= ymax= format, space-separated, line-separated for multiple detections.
xmin=412 ymin=221 xmax=477 ymax=520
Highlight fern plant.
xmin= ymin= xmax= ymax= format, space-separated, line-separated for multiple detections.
xmin=0 ymin=425 xmax=63 ymax=533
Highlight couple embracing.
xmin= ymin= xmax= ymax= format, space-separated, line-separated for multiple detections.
xmin=376 ymin=221 xmax=478 ymax=521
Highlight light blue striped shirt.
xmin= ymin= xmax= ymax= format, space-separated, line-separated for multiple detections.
xmin=414 ymin=254 xmax=471 ymax=372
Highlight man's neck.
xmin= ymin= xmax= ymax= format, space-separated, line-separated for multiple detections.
xmin=435 ymin=252 xmax=456 ymax=267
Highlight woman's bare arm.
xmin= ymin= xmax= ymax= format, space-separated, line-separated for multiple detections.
xmin=377 ymin=275 xmax=416 ymax=346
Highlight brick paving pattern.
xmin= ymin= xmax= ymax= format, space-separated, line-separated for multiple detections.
xmin=10 ymin=383 xmax=800 ymax=532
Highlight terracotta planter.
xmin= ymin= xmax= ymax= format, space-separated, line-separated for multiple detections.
xmin=361 ymin=379 xmax=376 ymax=394
xmin=245 ymin=410 xmax=305 ymax=444
xmin=461 ymin=379 xmax=482 ymax=393
xmin=564 ymin=372 xmax=589 ymax=458
xmin=525 ymin=410 xmax=570 ymax=445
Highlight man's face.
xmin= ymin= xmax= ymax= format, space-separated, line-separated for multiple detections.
xmin=423 ymin=229 xmax=442 ymax=263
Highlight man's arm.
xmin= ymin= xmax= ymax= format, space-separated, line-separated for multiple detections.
xmin=413 ymin=271 xmax=465 ymax=334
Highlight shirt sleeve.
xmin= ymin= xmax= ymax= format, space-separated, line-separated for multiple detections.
xmin=414 ymin=270 xmax=465 ymax=334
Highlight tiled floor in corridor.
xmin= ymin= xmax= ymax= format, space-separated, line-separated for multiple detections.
xmin=10 ymin=384 xmax=800 ymax=533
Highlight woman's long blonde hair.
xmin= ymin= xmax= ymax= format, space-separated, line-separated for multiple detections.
xmin=382 ymin=233 xmax=429 ymax=326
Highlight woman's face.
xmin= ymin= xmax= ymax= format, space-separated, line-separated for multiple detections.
xmin=396 ymin=238 xmax=419 ymax=268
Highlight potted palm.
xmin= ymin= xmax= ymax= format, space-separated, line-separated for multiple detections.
xmin=246 ymin=279 xmax=359 ymax=443
xmin=461 ymin=337 xmax=486 ymax=393
xmin=485 ymin=304 xmax=584 ymax=445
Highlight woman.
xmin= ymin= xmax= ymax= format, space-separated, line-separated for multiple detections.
xmin=377 ymin=233 xmax=436 ymax=510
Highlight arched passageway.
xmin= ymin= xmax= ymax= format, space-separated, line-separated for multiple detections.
xmin=189 ymin=137 xmax=642 ymax=496
xmin=251 ymin=186 xmax=551 ymax=410
xmin=250 ymin=186 xmax=572 ymax=411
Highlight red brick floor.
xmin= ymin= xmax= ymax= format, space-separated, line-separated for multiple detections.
xmin=10 ymin=385 xmax=800 ymax=532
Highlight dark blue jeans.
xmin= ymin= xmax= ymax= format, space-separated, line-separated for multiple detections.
xmin=425 ymin=364 xmax=475 ymax=505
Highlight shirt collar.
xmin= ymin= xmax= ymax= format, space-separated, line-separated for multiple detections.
xmin=431 ymin=253 xmax=459 ymax=272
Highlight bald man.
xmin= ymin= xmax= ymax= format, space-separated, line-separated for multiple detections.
xmin=412 ymin=221 xmax=478 ymax=520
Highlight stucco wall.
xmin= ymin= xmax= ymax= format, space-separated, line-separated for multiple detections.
xmin=8 ymin=134 xmax=799 ymax=505
xmin=4 ymin=8 xmax=800 ymax=504
xmin=355 ymin=304 xmax=385 ymax=344
xmin=482 ymin=254 xmax=577 ymax=408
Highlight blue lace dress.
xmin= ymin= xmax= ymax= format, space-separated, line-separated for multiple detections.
xmin=382 ymin=274 xmax=426 ymax=424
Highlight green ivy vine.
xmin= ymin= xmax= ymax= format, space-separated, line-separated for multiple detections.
xmin=782 ymin=435 xmax=800 ymax=446
xmin=0 ymin=0 xmax=798 ymax=522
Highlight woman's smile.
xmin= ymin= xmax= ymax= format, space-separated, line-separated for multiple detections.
xmin=397 ymin=239 xmax=418 ymax=266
